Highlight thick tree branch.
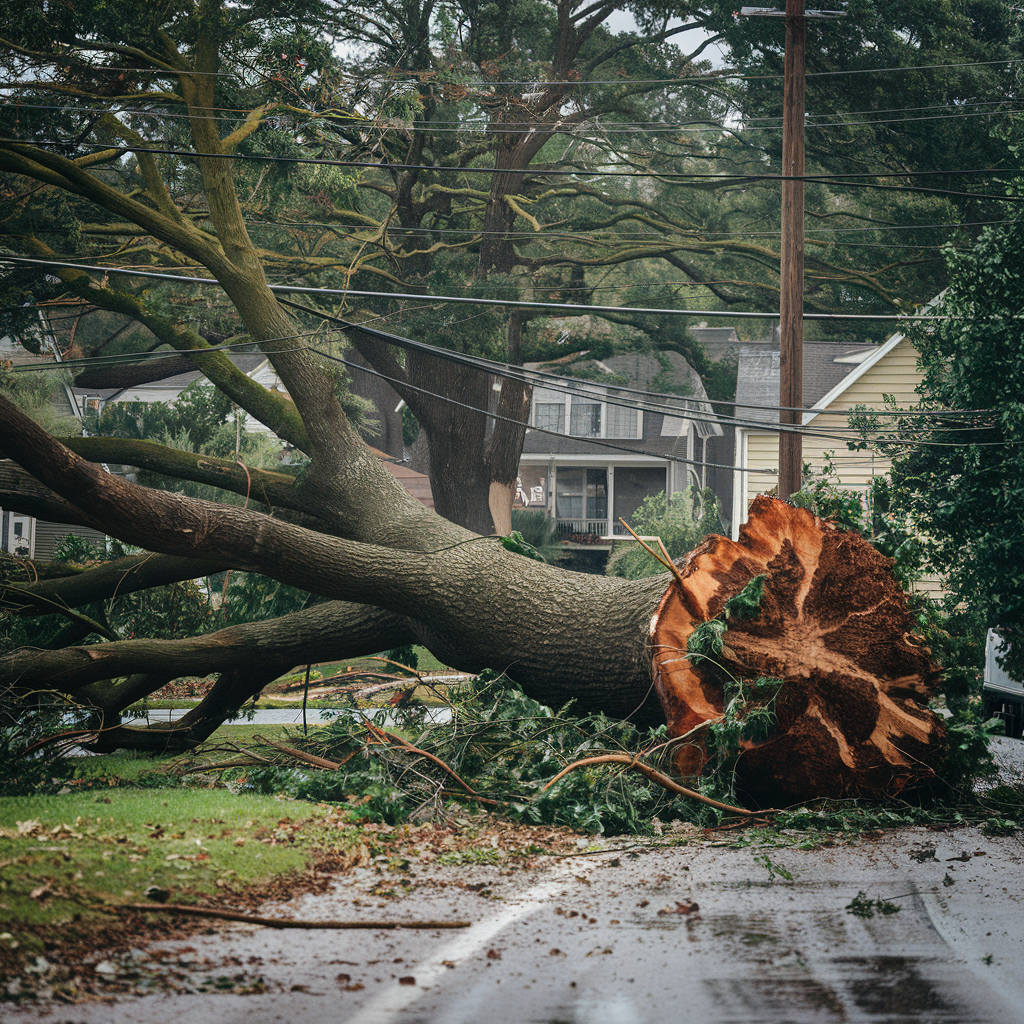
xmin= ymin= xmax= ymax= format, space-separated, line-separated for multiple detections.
xmin=61 ymin=436 xmax=306 ymax=512
xmin=3 ymin=600 xmax=414 ymax=697
xmin=3 ymin=551 xmax=227 ymax=617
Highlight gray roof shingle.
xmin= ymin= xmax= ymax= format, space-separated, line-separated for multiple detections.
xmin=734 ymin=343 xmax=876 ymax=425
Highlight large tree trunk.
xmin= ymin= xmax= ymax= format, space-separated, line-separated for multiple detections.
xmin=1 ymin=377 xmax=944 ymax=802
xmin=651 ymin=497 xmax=944 ymax=806
xmin=344 ymin=327 xmax=531 ymax=536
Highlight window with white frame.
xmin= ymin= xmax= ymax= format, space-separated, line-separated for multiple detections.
xmin=569 ymin=396 xmax=601 ymax=437
xmin=530 ymin=385 xmax=641 ymax=439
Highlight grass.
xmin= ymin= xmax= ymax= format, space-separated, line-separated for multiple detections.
xmin=0 ymin=724 xmax=344 ymax=952
xmin=0 ymin=789 xmax=333 ymax=939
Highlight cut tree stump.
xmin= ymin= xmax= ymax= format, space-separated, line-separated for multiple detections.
xmin=650 ymin=496 xmax=944 ymax=807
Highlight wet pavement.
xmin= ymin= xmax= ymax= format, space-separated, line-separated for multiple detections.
xmin=9 ymin=823 xmax=1024 ymax=1024
xmin=10 ymin=738 xmax=1024 ymax=1023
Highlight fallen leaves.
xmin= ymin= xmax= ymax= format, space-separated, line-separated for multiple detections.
xmin=657 ymin=900 xmax=700 ymax=916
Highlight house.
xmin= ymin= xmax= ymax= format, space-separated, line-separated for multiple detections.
xmin=0 ymin=331 xmax=107 ymax=561
xmin=517 ymin=351 xmax=723 ymax=543
xmin=729 ymin=320 xmax=946 ymax=597
xmin=984 ymin=632 xmax=1023 ymax=737
xmin=730 ymin=330 xmax=928 ymax=538
xmin=70 ymin=352 xmax=284 ymax=434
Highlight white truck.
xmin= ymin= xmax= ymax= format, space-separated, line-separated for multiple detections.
xmin=984 ymin=631 xmax=1023 ymax=739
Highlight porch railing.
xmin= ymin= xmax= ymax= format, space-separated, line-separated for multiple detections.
xmin=555 ymin=518 xmax=609 ymax=537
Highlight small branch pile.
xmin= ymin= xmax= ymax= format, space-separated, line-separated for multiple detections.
xmin=172 ymin=676 xmax=769 ymax=833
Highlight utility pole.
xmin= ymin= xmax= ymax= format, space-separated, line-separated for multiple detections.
xmin=778 ymin=0 xmax=806 ymax=500
xmin=739 ymin=5 xmax=845 ymax=499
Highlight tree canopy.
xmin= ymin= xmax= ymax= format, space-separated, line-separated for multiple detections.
xmin=878 ymin=201 xmax=1024 ymax=681
xmin=2 ymin=0 xmax=1019 ymax=530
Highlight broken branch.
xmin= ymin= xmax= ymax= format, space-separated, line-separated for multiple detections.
xmin=617 ymin=518 xmax=687 ymax=591
xmin=254 ymin=735 xmax=349 ymax=770
xmin=122 ymin=903 xmax=470 ymax=928
xmin=543 ymin=753 xmax=770 ymax=816
xmin=365 ymin=721 xmax=480 ymax=796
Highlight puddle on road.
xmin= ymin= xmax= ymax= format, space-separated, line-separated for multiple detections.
xmin=704 ymin=976 xmax=848 ymax=1021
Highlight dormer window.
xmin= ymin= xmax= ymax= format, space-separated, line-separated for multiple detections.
xmin=530 ymin=386 xmax=641 ymax=439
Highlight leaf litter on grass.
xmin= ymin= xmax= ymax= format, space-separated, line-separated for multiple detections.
xmin=0 ymin=787 xmax=588 ymax=1006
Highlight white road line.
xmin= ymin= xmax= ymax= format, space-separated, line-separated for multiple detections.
xmin=341 ymin=862 xmax=583 ymax=1024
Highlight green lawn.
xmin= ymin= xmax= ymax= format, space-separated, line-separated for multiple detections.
xmin=0 ymin=789 xmax=343 ymax=940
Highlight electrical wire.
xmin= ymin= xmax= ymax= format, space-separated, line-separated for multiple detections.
xmin=5 ymin=95 xmax=1019 ymax=121
xmin=5 ymin=300 xmax=1001 ymax=460
xmin=5 ymin=293 xmax=992 ymax=429
xmin=243 ymin=215 xmax=1012 ymax=238
xmin=8 ymin=55 xmax=1023 ymax=85
xmin=6 ymin=140 xmax=1022 ymax=205
xmin=0 ymin=255 xmax=961 ymax=322
xmin=282 ymin=299 xmax=1003 ymax=447
xmin=6 ymin=99 xmax=1023 ymax=133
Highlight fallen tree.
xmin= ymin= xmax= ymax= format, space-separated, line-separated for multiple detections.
xmin=1 ymin=371 xmax=944 ymax=803
xmin=0 ymin=0 xmax=945 ymax=805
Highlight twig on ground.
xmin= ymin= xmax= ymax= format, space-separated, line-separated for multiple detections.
xmin=438 ymin=788 xmax=507 ymax=807
xmin=185 ymin=759 xmax=277 ymax=773
xmin=122 ymin=903 xmax=470 ymax=929
xmin=255 ymin=735 xmax=350 ymax=770
xmin=543 ymin=753 xmax=775 ymax=817
xmin=365 ymin=722 xmax=480 ymax=796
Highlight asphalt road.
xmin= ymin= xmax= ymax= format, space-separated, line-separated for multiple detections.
xmin=11 ymin=822 xmax=1024 ymax=1024
xmin=10 ymin=739 xmax=1024 ymax=1024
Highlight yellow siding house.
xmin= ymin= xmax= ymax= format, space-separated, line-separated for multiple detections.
xmin=731 ymin=332 xmax=922 ymax=524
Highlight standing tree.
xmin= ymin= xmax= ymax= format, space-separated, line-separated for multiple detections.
xmin=868 ymin=199 xmax=1024 ymax=683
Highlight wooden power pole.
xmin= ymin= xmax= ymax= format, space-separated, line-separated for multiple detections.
xmin=778 ymin=0 xmax=806 ymax=500
xmin=739 ymin=5 xmax=844 ymax=499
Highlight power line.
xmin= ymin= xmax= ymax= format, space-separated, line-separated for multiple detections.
xmin=305 ymin=336 xmax=1002 ymax=472
xmin=3 ymin=300 xmax=999 ymax=450
xmin=0 ymin=256 xmax=959 ymax=322
xmin=290 ymin=302 xmax=1000 ymax=446
xmin=11 ymin=55 xmax=1021 ymax=85
xmin=3 ymin=294 xmax=990 ymax=424
xmin=6 ymin=99 xmax=1023 ymax=134
xmin=244 ymin=215 xmax=1010 ymax=238
xmin=7 ymin=140 xmax=1022 ymax=204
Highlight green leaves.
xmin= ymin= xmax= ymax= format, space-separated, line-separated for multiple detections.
xmin=724 ymin=574 xmax=765 ymax=622
xmin=687 ymin=618 xmax=726 ymax=661
xmin=498 ymin=530 xmax=545 ymax=562
xmin=607 ymin=487 xmax=723 ymax=580
xmin=892 ymin=202 xmax=1024 ymax=680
